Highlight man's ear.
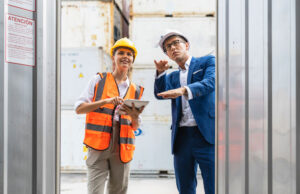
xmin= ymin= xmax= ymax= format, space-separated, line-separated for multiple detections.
xmin=185 ymin=42 xmax=190 ymax=50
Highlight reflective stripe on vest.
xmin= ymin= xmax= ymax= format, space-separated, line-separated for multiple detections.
xmin=83 ymin=72 xmax=144 ymax=163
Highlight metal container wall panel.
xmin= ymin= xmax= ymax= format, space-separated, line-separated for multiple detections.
xmin=227 ymin=0 xmax=246 ymax=193
xmin=61 ymin=111 xmax=86 ymax=170
xmin=1 ymin=0 xmax=59 ymax=193
xmin=216 ymin=0 xmax=227 ymax=192
xmin=217 ymin=0 xmax=299 ymax=193
xmin=0 ymin=1 xmax=4 ymax=192
xmin=131 ymin=17 xmax=216 ymax=66
xmin=248 ymin=0 xmax=268 ymax=193
xmin=61 ymin=47 xmax=112 ymax=107
xmin=115 ymin=0 xmax=123 ymax=11
xmin=61 ymin=2 xmax=112 ymax=52
xmin=132 ymin=0 xmax=215 ymax=15
xmin=114 ymin=4 xmax=123 ymax=40
xmin=131 ymin=68 xmax=172 ymax=118
xmin=131 ymin=69 xmax=173 ymax=171
xmin=272 ymin=0 xmax=296 ymax=193
xmin=130 ymin=119 xmax=173 ymax=171
xmin=7 ymin=66 xmax=33 ymax=193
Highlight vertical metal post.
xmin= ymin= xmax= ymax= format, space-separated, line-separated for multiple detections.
xmin=225 ymin=0 xmax=229 ymax=193
xmin=56 ymin=0 xmax=61 ymax=193
xmin=296 ymin=0 xmax=300 ymax=192
xmin=36 ymin=0 xmax=59 ymax=193
xmin=215 ymin=0 xmax=219 ymax=193
xmin=267 ymin=0 xmax=273 ymax=192
xmin=244 ymin=0 xmax=249 ymax=192
xmin=0 ymin=1 xmax=5 ymax=193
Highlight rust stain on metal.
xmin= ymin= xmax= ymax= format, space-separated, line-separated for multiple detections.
xmin=130 ymin=11 xmax=215 ymax=18
xmin=109 ymin=2 xmax=114 ymax=52
xmin=62 ymin=4 xmax=78 ymax=8
xmin=129 ymin=0 xmax=134 ymax=20
xmin=153 ymin=114 xmax=170 ymax=123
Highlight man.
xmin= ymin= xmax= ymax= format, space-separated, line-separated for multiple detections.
xmin=154 ymin=30 xmax=215 ymax=194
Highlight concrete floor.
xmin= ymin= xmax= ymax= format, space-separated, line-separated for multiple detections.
xmin=61 ymin=173 xmax=205 ymax=194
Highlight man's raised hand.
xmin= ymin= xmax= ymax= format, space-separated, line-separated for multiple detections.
xmin=154 ymin=60 xmax=169 ymax=75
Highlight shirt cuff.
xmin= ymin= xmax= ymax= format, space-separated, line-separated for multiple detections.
xmin=74 ymin=101 xmax=85 ymax=111
xmin=183 ymin=86 xmax=193 ymax=100
xmin=155 ymin=71 xmax=166 ymax=79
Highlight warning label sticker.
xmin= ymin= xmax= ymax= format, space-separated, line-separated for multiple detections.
xmin=5 ymin=14 xmax=36 ymax=67
xmin=8 ymin=0 xmax=36 ymax=12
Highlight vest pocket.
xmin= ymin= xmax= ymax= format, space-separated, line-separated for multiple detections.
xmin=126 ymin=146 xmax=135 ymax=152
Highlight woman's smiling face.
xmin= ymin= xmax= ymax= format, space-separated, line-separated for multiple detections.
xmin=113 ymin=47 xmax=134 ymax=73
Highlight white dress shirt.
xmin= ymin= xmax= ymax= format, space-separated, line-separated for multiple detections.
xmin=156 ymin=56 xmax=197 ymax=127
xmin=74 ymin=74 xmax=130 ymax=121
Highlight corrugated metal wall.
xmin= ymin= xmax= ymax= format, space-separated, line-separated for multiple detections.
xmin=217 ymin=0 xmax=300 ymax=193
xmin=0 ymin=0 xmax=60 ymax=193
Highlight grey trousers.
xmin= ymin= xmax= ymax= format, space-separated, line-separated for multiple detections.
xmin=86 ymin=121 xmax=130 ymax=194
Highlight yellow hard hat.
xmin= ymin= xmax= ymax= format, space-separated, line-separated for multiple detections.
xmin=110 ymin=38 xmax=137 ymax=60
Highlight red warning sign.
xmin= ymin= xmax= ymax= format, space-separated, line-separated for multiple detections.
xmin=5 ymin=14 xmax=36 ymax=67
xmin=8 ymin=0 xmax=36 ymax=12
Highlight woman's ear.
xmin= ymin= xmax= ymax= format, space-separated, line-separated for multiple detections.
xmin=112 ymin=60 xmax=116 ymax=72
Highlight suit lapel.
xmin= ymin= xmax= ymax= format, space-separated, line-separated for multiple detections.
xmin=174 ymin=71 xmax=181 ymax=88
xmin=187 ymin=57 xmax=195 ymax=84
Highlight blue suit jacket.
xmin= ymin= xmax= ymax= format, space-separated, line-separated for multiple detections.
xmin=154 ymin=55 xmax=215 ymax=154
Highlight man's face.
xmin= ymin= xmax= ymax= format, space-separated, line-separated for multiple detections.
xmin=163 ymin=36 xmax=189 ymax=62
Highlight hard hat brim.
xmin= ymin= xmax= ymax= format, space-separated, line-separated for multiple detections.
xmin=158 ymin=31 xmax=189 ymax=52
xmin=110 ymin=38 xmax=137 ymax=60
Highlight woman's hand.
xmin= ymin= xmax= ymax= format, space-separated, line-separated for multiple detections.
xmin=76 ymin=97 xmax=123 ymax=114
xmin=119 ymin=103 xmax=145 ymax=119
xmin=105 ymin=97 xmax=124 ymax=106
xmin=119 ymin=103 xmax=145 ymax=130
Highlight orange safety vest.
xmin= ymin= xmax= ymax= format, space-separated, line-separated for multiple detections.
xmin=84 ymin=72 xmax=144 ymax=163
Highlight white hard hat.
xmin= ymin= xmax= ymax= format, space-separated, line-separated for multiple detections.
xmin=158 ymin=29 xmax=189 ymax=52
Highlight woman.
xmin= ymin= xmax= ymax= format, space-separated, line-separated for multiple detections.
xmin=75 ymin=38 xmax=144 ymax=194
